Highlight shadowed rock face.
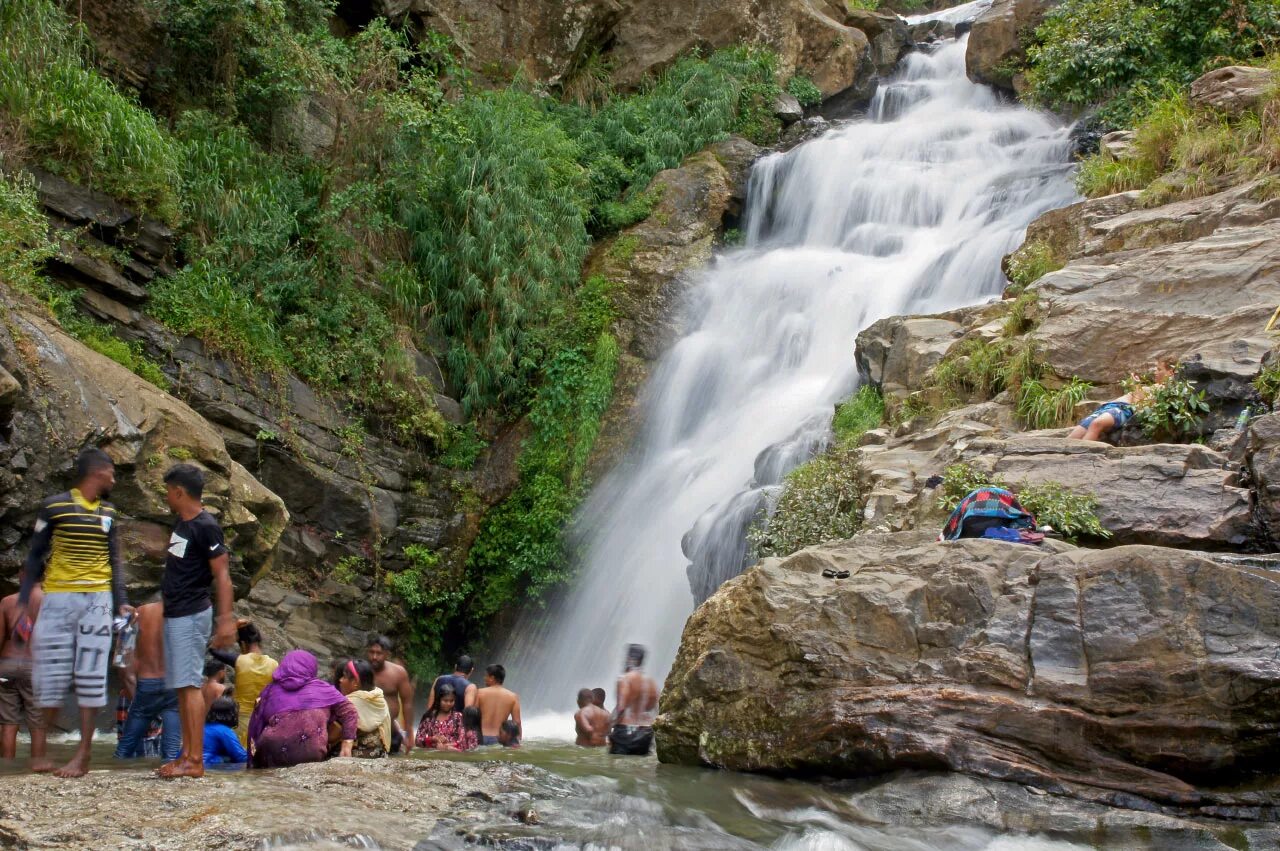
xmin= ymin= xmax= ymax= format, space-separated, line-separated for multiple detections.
xmin=657 ymin=531 xmax=1280 ymax=813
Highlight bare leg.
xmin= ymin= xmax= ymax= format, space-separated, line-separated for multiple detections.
xmin=1084 ymin=412 xmax=1117 ymax=442
xmin=159 ymin=687 xmax=205 ymax=779
xmin=30 ymin=723 xmax=47 ymax=767
xmin=0 ymin=724 xmax=16 ymax=759
xmin=1066 ymin=425 xmax=1087 ymax=439
xmin=53 ymin=706 xmax=96 ymax=778
xmin=30 ymin=708 xmax=59 ymax=772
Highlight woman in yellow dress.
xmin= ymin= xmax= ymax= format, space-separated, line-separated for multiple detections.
xmin=208 ymin=620 xmax=278 ymax=745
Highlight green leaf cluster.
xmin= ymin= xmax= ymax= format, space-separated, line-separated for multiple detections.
xmin=832 ymin=385 xmax=885 ymax=446
xmin=786 ymin=75 xmax=824 ymax=108
xmin=748 ymin=449 xmax=866 ymax=557
xmin=1026 ymin=0 xmax=1280 ymax=126
xmin=1131 ymin=374 xmax=1211 ymax=440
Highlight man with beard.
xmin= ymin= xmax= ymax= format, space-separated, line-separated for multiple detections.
xmin=20 ymin=448 xmax=132 ymax=777
xmin=366 ymin=636 xmax=413 ymax=753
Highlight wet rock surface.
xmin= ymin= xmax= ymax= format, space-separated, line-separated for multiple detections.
xmin=658 ymin=531 xmax=1280 ymax=814
xmin=0 ymin=758 xmax=501 ymax=850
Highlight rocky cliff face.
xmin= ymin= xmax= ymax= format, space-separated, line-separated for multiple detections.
xmin=964 ymin=0 xmax=1059 ymax=93
xmin=658 ymin=531 xmax=1280 ymax=814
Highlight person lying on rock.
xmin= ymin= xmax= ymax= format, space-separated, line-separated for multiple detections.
xmin=940 ymin=486 xmax=1037 ymax=541
xmin=1068 ymin=363 xmax=1173 ymax=442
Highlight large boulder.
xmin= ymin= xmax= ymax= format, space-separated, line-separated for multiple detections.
xmin=1031 ymin=217 xmax=1280 ymax=389
xmin=413 ymin=0 xmax=880 ymax=102
xmin=658 ymin=532 xmax=1280 ymax=811
xmin=855 ymin=312 xmax=971 ymax=397
xmin=965 ymin=0 xmax=1060 ymax=92
xmin=1190 ymin=66 xmax=1275 ymax=116
xmin=0 ymin=299 xmax=287 ymax=595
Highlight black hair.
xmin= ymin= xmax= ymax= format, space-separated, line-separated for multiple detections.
xmin=75 ymin=448 xmax=114 ymax=483
xmin=434 ymin=683 xmax=458 ymax=714
xmin=206 ymin=695 xmax=239 ymax=728
xmin=237 ymin=622 xmax=262 ymax=647
xmin=455 ymin=654 xmax=475 ymax=674
xmin=591 ymin=688 xmax=606 ymax=707
xmin=486 ymin=663 xmax=506 ymax=684
xmin=626 ymin=644 xmax=645 ymax=668
xmin=368 ymin=635 xmax=393 ymax=652
xmin=462 ymin=706 xmax=481 ymax=732
xmin=500 ymin=720 xmax=520 ymax=741
xmin=203 ymin=660 xmax=226 ymax=679
xmin=577 ymin=688 xmax=593 ymax=707
xmin=163 ymin=463 xmax=205 ymax=500
xmin=340 ymin=658 xmax=375 ymax=691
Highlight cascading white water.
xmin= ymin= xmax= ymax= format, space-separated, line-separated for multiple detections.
xmin=504 ymin=9 xmax=1079 ymax=720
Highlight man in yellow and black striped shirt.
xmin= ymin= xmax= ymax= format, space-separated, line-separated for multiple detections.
xmin=19 ymin=448 xmax=131 ymax=777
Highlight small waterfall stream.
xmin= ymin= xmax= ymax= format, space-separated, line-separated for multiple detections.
xmin=504 ymin=4 xmax=1079 ymax=718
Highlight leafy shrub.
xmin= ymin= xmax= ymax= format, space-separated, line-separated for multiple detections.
xmin=1005 ymin=240 xmax=1061 ymax=291
xmin=146 ymin=0 xmax=348 ymax=142
xmin=786 ymin=75 xmax=823 ymax=108
xmin=74 ymin=322 xmax=172 ymax=390
xmin=936 ymin=463 xmax=1110 ymax=541
xmin=400 ymin=89 xmax=590 ymax=414
xmin=0 ymin=170 xmax=57 ymax=297
xmin=1254 ymin=360 xmax=1280 ymax=407
xmin=748 ymin=449 xmax=865 ymax=557
xmin=887 ymin=392 xmax=935 ymax=426
xmin=0 ymin=0 xmax=181 ymax=222
xmin=833 ymin=385 xmax=885 ymax=446
xmin=1132 ymin=374 xmax=1210 ymax=440
xmin=465 ymin=276 xmax=620 ymax=620
xmin=1016 ymin=377 xmax=1092 ymax=429
xmin=1026 ymin=0 xmax=1280 ymax=126
xmin=934 ymin=336 xmax=1043 ymax=404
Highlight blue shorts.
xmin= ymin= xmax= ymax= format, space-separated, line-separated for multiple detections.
xmin=1079 ymin=401 xmax=1134 ymax=430
xmin=164 ymin=608 xmax=212 ymax=690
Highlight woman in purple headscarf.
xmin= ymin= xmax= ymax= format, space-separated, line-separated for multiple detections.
xmin=248 ymin=650 xmax=358 ymax=768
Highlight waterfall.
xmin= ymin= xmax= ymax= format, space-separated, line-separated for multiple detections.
xmin=503 ymin=14 xmax=1079 ymax=721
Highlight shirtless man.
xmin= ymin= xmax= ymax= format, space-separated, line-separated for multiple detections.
xmin=201 ymin=660 xmax=228 ymax=712
xmin=609 ymin=644 xmax=658 ymax=756
xmin=367 ymin=636 xmax=413 ymax=753
xmin=115 ymin=600 xmax=180 ymax=760
xmin=475 ymin=664 xmax=521 ymax=745
xmin=573 ymin=688 xmax=610 ymax=747
xmin=0 ymin=574 xmax=45 ymax=763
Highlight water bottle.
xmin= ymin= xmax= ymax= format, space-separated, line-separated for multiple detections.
xmin=113 ymin=616 xmax=138 ymax=668
xmin=1236 ymin=406 xmax=1253 ymax=431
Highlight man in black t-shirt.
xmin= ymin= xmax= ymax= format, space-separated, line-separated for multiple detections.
xmin=156 ymin=464 xmax=235 ymax=779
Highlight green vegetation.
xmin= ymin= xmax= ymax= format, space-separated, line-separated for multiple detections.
xmin=0 ymin=170 xmax=57 ymax=297
xmin=1075 ymin=76 xmax=1280 ymax=205
xmin=833 ymin=385 xmax=885 ymax=446
xmin=1254 ymin=361 xmax=1280 ymax=406
xmin=937 ymin=462 xmax=1110 ymax=541
xmin=1026 ymin=0 xmax=1279 ymax=126
xmin=1016 ymin=376 xmax=1092 ymax=429
xmin=465 ymin=276 xmax=620 ymax=621
xmin=1005 ymin=240 xmax=1061 ymax=292
xmin=786 ymin=75 xmax=824 ymax=108
xmin=0 ymin=0 xmax=788 ymax=670
xmin=0 ymin=0 xmax=181 ymax=222
xmin=748 ymin=449 xmax=866 ymax=557
xmin=1131 ymin=373 xmax=1211 ymax=440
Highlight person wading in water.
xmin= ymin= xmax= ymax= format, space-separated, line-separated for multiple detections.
xmin=609 ymin=644 xmax=658 ymax=756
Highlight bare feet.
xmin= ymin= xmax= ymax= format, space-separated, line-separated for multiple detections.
xmin=159 ymin=757 xmax=204 ymax=779
xmin=30 ymin=758 xmax=56 ymax=773
xmin=156 ymin=757 xmax=184 ymax=778
xmin=52 ymin=753 xmax=90 ymax=778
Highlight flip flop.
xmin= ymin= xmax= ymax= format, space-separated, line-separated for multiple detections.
xmin=821 ymin=568 xmax=838 ymax=579
xmin=834 ymin=570 xmax=850 ymax=579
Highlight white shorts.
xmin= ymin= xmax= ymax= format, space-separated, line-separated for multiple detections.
xmin=31 ymin=591 xmax=113 ymax=709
